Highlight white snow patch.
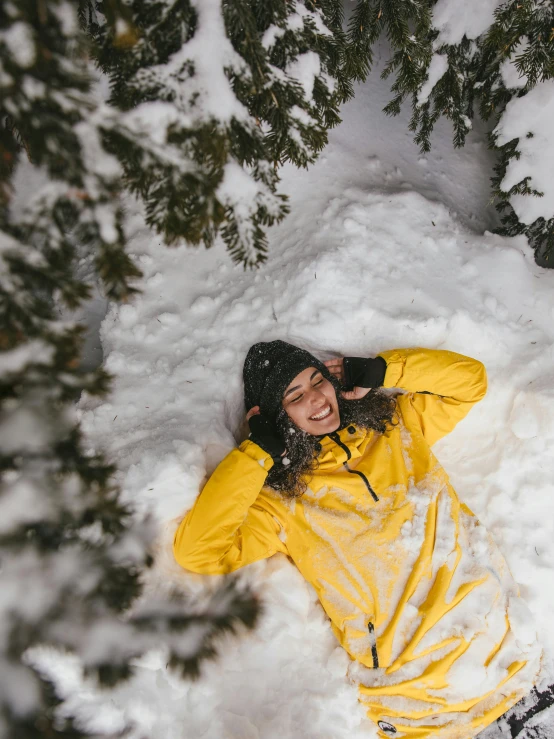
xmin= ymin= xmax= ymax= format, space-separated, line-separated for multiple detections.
xmin=0 ymin=341 xmax=53 ymax=373
xmin=499 ymin=40 xmax=529 ymax=90
xmin=287 ymin=51 xmax=321 ymax=103
xmin=432 ymin=0 xmax=504 ymax=46
xmin=1 ymin=21 xmax=36 ymax=68
xmin=262 ymin=24 xmax=284 ymax=50
xmin=287 ymin=2 xmax=332 ymax=38
xmin=50 ymin=1 xmax=79 ymax=37
xmin=417 ymin=53 xmax=448 ymax=106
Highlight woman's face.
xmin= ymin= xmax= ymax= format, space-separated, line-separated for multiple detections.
xmin=282 ymin=367 xmax=340 ymax=435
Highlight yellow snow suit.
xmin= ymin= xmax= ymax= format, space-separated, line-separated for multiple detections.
xmin=174 ymin=348 xmax=541 ymax=738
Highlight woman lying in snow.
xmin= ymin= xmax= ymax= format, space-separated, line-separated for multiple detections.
xmin=174 ymin=342 xmax=551 ymax=739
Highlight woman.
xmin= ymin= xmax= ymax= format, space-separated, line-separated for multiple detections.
xmin=174 ymin=342 xmax=544 ymax=738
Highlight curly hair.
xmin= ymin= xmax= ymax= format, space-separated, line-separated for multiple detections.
xmin=265 ymin=377 xmax=398 ymax=498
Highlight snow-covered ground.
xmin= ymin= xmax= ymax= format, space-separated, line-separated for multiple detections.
xmin=30 ymin=42 xmax=554 ymax=739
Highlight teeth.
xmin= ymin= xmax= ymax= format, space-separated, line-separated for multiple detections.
xmin=310 ymin=405 xmax=331 ymax=421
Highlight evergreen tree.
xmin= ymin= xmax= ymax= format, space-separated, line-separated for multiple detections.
xmin=84 ymin=0 xmax=354 ymax=266
xmin=346 ymin=0 xmax=554 ymax=267
xmin=482 ymin=1 xmax=554 ymax=268
xmin=0 ymin=3 xmax=258 ymax=737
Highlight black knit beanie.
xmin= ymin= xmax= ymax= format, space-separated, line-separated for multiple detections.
xmin=243 ymin=340 xmax=332 ymax=422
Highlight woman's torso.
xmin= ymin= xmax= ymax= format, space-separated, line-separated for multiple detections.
xmin=252 ymin=392 xmax=541 ymax=738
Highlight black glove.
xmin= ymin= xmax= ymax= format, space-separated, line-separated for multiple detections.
xmin=343 ymin=356 xmax=387 ymax=391
xmin=248 ymin=414 xmax=286 ymax=462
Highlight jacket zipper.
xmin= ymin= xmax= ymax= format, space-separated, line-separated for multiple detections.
xmin=329 ymin=432 xmax=379 ymax=502
xmin=368 ymin=622 xmax=379 ymax=668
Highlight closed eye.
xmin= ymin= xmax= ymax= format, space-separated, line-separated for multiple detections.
xmin=289 ymin=378 xmax=324 ymax=403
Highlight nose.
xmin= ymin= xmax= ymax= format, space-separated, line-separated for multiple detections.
xmin=308 ymin=388 xmax=327 ymax=408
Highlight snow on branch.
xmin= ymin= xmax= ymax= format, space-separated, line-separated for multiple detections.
xmin=91 ymin=0 xmax=344 ymax=265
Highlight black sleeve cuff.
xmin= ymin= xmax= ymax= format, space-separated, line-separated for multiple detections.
xmin=343 ymin=356 xmax=387 ymax=390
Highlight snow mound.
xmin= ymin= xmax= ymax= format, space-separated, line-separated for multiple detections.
xmin=74 ymin=170 xmax=554 ymax=735
xmin=510 ymin=378 xmax=554 ymax=440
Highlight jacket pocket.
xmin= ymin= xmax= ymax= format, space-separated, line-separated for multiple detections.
xmin=368 ymin=621 xmax=379 ymax=668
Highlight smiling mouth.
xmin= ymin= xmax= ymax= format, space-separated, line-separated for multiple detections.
xmin=309 ymin=405 xmax=332 ymax=421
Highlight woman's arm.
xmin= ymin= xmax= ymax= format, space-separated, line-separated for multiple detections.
xmin=173 ymin=440 xmax=287 ymax=575
xmin=378 ymin=347 xmax=487 ymax=445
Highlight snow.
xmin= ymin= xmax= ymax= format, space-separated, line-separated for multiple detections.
xmin=262 ymin=1 xmax=331 ymax=51
xmin=181 ymin=0 xmax=250 ymax=123
xmin=73 ymin=108 xmax=121 ymax=182
xmin=417 ymin=53 xmax=448 ymax=106
xmin=432 ymin=0 xmax=505 ymax=46
xmin=121 ymin=0 xmax=250 ymax=130
xmin=0 ymin=21 xmax=36 ymax=68
xmin=495 ymin=78 xmax=554 ymax=224
xmin=0 ymin=340 xmax=53 ymax=373
xmin=262 ymin=24 xmax=285 ymax=50
xmin=215 ymin=160 xmax=284 ymax=264
xmin=0 ymin=405 xmax=52 ymax=454
xmin=0 ymin=476 xmax=53 ymax=535
xmin=287 ymin=2 xmax=332 ymax=37
xmin=50 ymin=1 xmax=78 ymax=37
xmin=499 ymin=40 xmax=530 ymax=90
xmin=287 ymin=51 xmax=321 ymax=103
xmin=94 ymin=203 xmax=119 ymax=244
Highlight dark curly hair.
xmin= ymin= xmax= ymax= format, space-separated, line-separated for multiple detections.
xmin=265 ymin=377 xmax=397 ymax=498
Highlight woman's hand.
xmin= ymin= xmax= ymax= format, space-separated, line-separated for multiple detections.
xmin=246 ymin=406 xmax=287 ymax=460
xmin=340 ymin=385 xmax=372 ymax=401
xmin=324 ymin=358 xmax=373 ymax=401
xmin=324 ymin=358 xmax=346 ymax=386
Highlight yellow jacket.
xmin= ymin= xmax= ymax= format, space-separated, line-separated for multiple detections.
xmin=174 ymin=348 xmax=541 ymax=738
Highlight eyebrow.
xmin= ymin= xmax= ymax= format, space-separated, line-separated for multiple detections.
xmin=283 ymin=370 xmax=321 ymax=398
